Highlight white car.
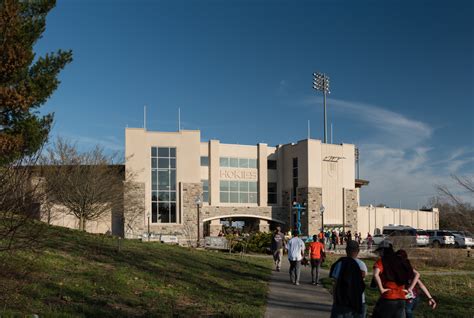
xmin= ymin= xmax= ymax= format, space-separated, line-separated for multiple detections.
xmin=416 ymin=229 xmax=430 ymax=247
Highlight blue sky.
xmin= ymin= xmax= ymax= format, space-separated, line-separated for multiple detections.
xmin=35 ymin=0 xmax=473 ymax=208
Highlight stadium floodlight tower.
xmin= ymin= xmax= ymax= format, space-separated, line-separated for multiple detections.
xmin=312 ymin=72 xmax=331 ymax=143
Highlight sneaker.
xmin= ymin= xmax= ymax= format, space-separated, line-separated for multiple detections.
xmin=276 ymin=268 xmax=280 ymax=272
xmin=312 ymin=282 xmax=316 ymax=285
xmin=295 ymin=282 xmax=300 ymax=286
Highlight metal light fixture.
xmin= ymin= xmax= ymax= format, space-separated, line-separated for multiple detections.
xmin=195 ymin=195 xmax=203 ymax=246
xmin=312 ymin=72 xmax=330 ymax=143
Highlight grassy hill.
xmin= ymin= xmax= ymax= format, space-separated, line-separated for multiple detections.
xmin=0 ymin=225 xmax=272 ymax=317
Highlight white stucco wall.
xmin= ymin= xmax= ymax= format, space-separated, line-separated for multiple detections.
xmin=357 ymin=206 xmax=439 ymax=235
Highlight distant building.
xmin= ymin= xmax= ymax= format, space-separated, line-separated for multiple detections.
xmin=123 ymin=128 xmax=439 ymax=244
xmin=37 ymin=127 xmax=439 ymax=243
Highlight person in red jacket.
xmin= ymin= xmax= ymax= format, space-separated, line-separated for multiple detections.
xmin=307 ymin=235 xmax=325 ymax=285
xmin=372 ymin=241 xmax=419 ymax=318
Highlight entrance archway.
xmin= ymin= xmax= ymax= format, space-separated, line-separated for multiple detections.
xmin=202 ymin=214 xmax=286 ymax=237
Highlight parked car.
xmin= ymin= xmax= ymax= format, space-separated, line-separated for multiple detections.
xmin=382 ymin=225 xmax=418 ymax=247
xmin=372 ymin=234 xmax=386 ymax=245
xmin=415 ymin=229 xmax=429 ymax=247
xmin=425 ymin=230 xmax=455 ymax=247
xmin=449 ymin=230 xmax=474 ymax=248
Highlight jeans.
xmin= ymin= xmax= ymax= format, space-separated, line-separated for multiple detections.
xmin=405 ymin=296 xmax=419 ymax=318
xmin=311 ymin=258 xmax=321 ymax=283
xmin=358 ymin=303 xmax=367 ymax=318
xmin=289 ymin=260 xmax=301 ymax=284
xmin=273 ymin=248 xmax=283 ymax=270
xmin=372 ymin=298 xmax=406 ymax=318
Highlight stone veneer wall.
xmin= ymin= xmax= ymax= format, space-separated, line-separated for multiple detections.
xmin=344 ymin=188 xmax=358 ymax=232
xmin=123 ymin=182 xmax=145 ymax=239
xmin=297 ymin=187 xmax=323 ymax=236
xmin=181 ymin=183 xmax=203 ymax=246
xmin=281 ymin=190 xmax=292 ymax=231
xmin=127 ymin=181 xmax=292 ymax=245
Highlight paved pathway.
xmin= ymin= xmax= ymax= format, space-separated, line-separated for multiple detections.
xmin=265 ymin=260 xmax=333 ymax=318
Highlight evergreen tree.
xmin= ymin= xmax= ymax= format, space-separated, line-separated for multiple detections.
xmin=0 ymin=0 xmax=72 ymax=164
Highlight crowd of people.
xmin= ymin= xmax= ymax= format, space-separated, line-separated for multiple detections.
xmin=271 ymin=226 xmax=437 ymax=318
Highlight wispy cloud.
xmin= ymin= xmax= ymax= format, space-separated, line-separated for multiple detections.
xmin=301 ymin=97 xmax=473 ymax=207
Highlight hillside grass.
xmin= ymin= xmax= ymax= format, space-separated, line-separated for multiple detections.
xmin=0 ymin=225 xmax=272 ymax=317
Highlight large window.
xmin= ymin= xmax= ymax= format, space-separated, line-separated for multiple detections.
xmin=268 ymin=182 xmax=277 ymax=204
xmin=220 ymin=157 xmax=257 ymax=169
xmin=202 ymin=179 xmax=209 ymax=202
xmin=151 ymin=147 xmax=177 ymax=223
xmin=220 ymin=180 xmax=257 ymax=204
xmin=292 ymin=157 xmax=298 ymax=200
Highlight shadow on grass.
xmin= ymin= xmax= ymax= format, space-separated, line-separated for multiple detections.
xmin=1 ymin=225 xmax=273 ymax=317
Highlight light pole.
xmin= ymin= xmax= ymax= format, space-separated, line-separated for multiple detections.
xmin=195 ymin=196 xmax=202 ymax=247
xmin=147 ymin=212 xmax=150 ymax=242
xmin=312 ymin=72 xmax=331 ymax=143
xmin=320 ymin=205 xmax=325 ymax=233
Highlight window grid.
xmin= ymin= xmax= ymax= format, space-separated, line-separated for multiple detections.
xmin=151 ymin=147 xmax=177 ymax=223
xmin=202 ymin=179 xmax=209 ymax=203
xmin=220 ymin=180 xmax=258 ymax=204
xmin=220 ymin=157 xmax=257 ymax=168
xmin=292 ymin=157 xmax=298 ymax=200
xmin=268 ymin=182 xmax=277 ymax=204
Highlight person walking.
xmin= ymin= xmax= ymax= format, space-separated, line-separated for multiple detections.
xmin=396 ymin=250 xmax=437 ymax=318
xmin=329 ymin=240 xmax=367 ymax=317
xmin=287 ymin=230 xmax=305 ymax=286
xmin=330 ymin=231 xmax=337 ymax=250
xmin=271 ymin=226 xmax=285 ymax=272
xmin=308 ymin=235 xmax=325 ymax=285
xmin=325 ymin=230 xmax=331 ymax=246
xmin=367 ymin=233 xmax=373 ymax=250
xmin=372 ymin=241 xmax=419 ymax=318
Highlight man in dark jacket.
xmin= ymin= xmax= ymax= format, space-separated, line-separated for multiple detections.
xmin=329 ymin=240 xmax=367 ymax=318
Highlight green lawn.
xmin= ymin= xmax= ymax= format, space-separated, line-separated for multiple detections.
xmin=0 ymin=225 xmax=272 ymax=317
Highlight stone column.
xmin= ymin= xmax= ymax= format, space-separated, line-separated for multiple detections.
xmin=307 ymin=187 xmax=323 ymax=236
xmin=258 ymin=219 xmax=270 ymax=233
xmin=297 ymin=187 xmax=323 ymax=236
xmin=182 ymin=183 xmax=204 ymax=245
xmin=209 ymin=219 xmax=222 ymax=236
xmin=344 ymin=188 xmax=358 ymax=233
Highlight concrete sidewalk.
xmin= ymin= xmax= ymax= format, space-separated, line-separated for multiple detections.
xmin=264 ymin=260 xmax=333 ymax=318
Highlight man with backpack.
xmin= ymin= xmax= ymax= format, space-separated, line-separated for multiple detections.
xmin=329 ymin=240 xmax=367 ymax=318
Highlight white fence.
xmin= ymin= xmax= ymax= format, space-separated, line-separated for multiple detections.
xmin=357 ymin=206 xmax=439 ymax=236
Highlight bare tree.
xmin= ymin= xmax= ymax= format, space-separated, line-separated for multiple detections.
xmin=41 ymin=138 xmax=125 ymax=232
xmin=434 ymin=175 xmax=474 ymax=232
xmin=0 ymin=154 xmax=46 ymax=252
